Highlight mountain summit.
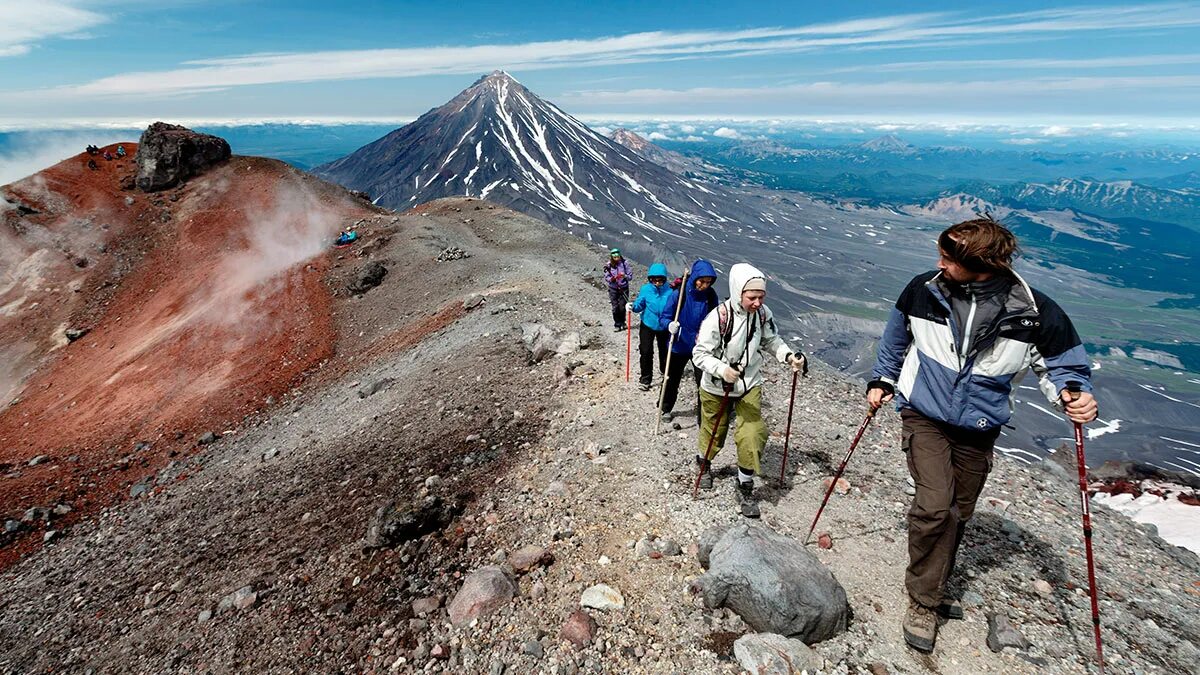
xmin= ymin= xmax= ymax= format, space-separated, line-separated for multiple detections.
xmin=314 ymin=73 xmax=737 ymax=254
xmin=860 ymin=134 xmax=915 ymax=153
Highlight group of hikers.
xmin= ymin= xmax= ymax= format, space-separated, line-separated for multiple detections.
xmin=602 ymin=218 xmax=1098 ymax=653
xmin=84 ymin=144 xmax=126 ymax=170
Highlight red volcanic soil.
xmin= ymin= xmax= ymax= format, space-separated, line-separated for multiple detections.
xmin=0 ymin=147 xmax=374 ymax=567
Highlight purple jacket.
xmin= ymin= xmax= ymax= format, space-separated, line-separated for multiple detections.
xmin=604 ymin=259 xmax=632 ymax=290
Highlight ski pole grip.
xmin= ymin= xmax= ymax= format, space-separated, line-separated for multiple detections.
xmin=1066 ymin=380 xmax=1082 ymax=402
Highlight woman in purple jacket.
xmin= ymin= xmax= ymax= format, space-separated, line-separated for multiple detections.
xmin=603 ymin=248 xmax=633 ymax=331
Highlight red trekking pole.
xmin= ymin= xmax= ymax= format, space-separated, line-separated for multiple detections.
xmin=778 ymin=370 xmax=800 ymax=484
xmin=625 ymin=309 xmax=632 ymax=382
xmin=805 ymin=408 xmax=875 ymax=544
xmin=1067 ymin=381 xmax=1105 ymax=674
xmin=693 ymin=381 xmax=734 ymax=499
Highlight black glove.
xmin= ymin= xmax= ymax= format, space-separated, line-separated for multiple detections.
xmin=866 ymin=379 xmax=894 ymax=397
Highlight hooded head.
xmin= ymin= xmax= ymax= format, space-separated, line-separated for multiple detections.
xmin=689 ymin=259 xmax=718 ymax=296
xmin=728 ymin=263 xmax=767 ymax=311
xmin=647 ymin=262 xmax=669 ymax=279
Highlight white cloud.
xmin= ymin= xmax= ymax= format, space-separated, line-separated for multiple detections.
xmin=833 ymin=53 xmax=1200 ymax=73
xmin=23 ymin=3 xmax=1200 ymax=98
xmin=679 ymin=124 xmax=696 ymax=133
xmin=1040 ymin=125 xmax=1074 ymax=136
xmin=1002 ymin=138 xmax=1044 ymax=145
xmin=680 ymin=135 xmax=706 ymax=142
xmin=712 ymin=127 xmax=742 ymax=139
xmin=561 ymin=74 xmax=1200 ymax=116
xmin=647 ymin=131 xmax=672 ymax=140
xmin=0 ymin=1 xmax=107 ymax=58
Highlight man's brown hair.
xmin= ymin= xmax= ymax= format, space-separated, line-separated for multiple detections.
xmin=937 ymin=217 xmax=1020 ymax=274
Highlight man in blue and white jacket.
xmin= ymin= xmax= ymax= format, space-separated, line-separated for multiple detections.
xmin=866 ymin=218 xmax=1098 ymax=653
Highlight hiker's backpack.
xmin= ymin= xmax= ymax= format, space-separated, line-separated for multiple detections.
xmin=715 ymin=301 xmax=769 ymax=361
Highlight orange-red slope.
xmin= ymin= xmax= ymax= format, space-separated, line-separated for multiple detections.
xmin=0 ymin=151 xmax=373 ymax=568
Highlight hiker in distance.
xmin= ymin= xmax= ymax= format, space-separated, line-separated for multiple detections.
xmin=866 ymin=217 xmax=1097 ymax=653
xmin=603 ymin=248 xmax=632 ymax=332
xmin=626 ymin=263 xmax=673 ymax=391
xmin=692 ymin=262 xmax=807 ymax=518
xmin=659 ymin=259 xmax=720 ymax=425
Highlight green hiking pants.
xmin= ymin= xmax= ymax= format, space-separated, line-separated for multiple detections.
xmin=697 ymin=385 xmax=767 ymax=474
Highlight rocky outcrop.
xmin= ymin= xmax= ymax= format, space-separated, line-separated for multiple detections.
xmin=136 ymin=122 xmax=231 ymax=192
xmin=694 ymin=523 xmax=849 ymax=644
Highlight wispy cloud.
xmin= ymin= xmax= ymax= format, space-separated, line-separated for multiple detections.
xmin=834 ymin=54 xmax=1200 ymax=73
xmin=24 ymin=2 xmax=1200 ymax=98
xmin=0 ymin=1 xmax=107 ymax=58
xmin=563 ymin=75 xmax=1200 ymax=109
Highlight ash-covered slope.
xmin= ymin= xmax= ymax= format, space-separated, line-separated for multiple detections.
xmin=314 ymin=72 xmax=740 ymax=254
xmin=1 ymin=198 xmax=1196 ymax=673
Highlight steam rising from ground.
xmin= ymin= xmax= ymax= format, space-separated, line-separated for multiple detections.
xmin=121 ymin=179 xmax=343 ymax=367
xmin=212 ymin=181 xmax=342 ymax=326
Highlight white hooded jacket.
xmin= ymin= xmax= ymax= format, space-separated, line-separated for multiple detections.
xmin=692 ymin=263 xmax=795 ymax=397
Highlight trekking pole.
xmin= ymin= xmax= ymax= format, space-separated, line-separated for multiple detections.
xmin=692 ymin=380 xmax=734 ymax=500
xmin=625 ymin=308 xmax=632 ymax=382
xmin=778 ymin=369 xmax=800 ymax=484
xmin=804 ymin=408 xmax=875 ymax=544
xmin=655 ymin=270 xmax=690 ymax=434
xmin=1066 ymin=381 xmax=1105 ymax=674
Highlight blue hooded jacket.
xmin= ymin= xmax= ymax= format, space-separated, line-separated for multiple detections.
xmin=631 ymin=263 xmax=673 ymax=331
xmin=659 ymin=259 xmax=719 ymax=354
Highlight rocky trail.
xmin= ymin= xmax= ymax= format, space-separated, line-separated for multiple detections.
xmin=1 ymin=193 xmax=1198 ymax=674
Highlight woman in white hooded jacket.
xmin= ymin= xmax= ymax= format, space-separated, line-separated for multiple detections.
xmin=692 ymin=262 xmax=807 ymax=517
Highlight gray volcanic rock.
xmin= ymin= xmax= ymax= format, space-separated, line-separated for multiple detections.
xmin=694 ymin=522 xmax=849 ymax=644
xmin=733 ymin=632 xmax=821 ymax=675
xmin=136 ymin=122 xmax=231 ymax=192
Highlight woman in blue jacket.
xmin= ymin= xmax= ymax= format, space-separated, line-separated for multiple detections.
xmin=626 ymin=263 xmax=673 ymax=391
xmin=657 ymin=259 xmax=719 ymax=423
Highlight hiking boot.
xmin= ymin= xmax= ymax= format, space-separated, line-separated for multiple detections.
xmin=661 ymin=412 xmax=673 ymax=424
xmin=638 ymin=381 xmax=652 ymax=392
xmin=696 ymin=456 xmax=714 ymax=490
xmin=903 ymin=598 xmax=938 ymax=652
xmin=736 ymin=481 xmax=760 ymax=518
xmin=937 ymin=598 xmax=963 ymax=620
xmin=614 ymin=325 xmax=626 ymax=332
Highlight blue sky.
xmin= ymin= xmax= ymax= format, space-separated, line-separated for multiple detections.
xmin=2 ymin=1 xmax=1200 ymax=129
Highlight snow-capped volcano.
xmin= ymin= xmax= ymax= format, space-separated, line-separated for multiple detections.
xmin=314 ymin=71 xmax=737 ymax=250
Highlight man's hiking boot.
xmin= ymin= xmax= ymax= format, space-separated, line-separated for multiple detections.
xmin=661 ymin=412 xmax=673 ymax=424
xmin=638 ymin=381 xmax=652 ymax=391
xmin=696 ymin=456 xmax=714 ymax=490
xmin=903 ymin=598 xmax=938 ymax=652
xmin=937 ymin=598 xmax=963 ymax=620
xmin=736 ymin=481 xmax=760 ymax=518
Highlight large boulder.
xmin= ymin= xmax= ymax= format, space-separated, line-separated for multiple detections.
xmin=693 ymin=523 xmax=849 ymax=644
xmin=136 ymin=122 xmax=231 ymax=192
